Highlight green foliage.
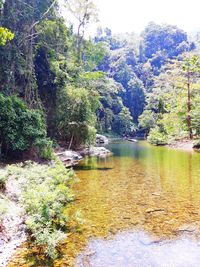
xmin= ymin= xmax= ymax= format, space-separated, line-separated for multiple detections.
xmin=83 ymin=41 xmax=107 ymax=71
xmin=6 ymin=160 xmax=75 ymax=259
xmin=112 ymin=107 xmax=134 ymax=136
xmin=0 ymin=93 xmax=52 ymax=159
xmin=191 ymin=105 xmax=200 ymax=135
xmin=0 ymin=27 xmax=14 ymax=46
xmin=182 ymin=55 xmax=200 ymax=73
xmin=138 ymin=110 xmax=157 ymax=132
xmin=148 ymin=126 xmax=168 ymax=146
xmin=55 ymin=86 xmax=99 ymax=148
xmin=126 ymin=76 xmax=146 ymax=122
xmin=141 ymin=22 xmax=190 ymax=70
xmin=141 ymin=58 xmax=200 ymax=144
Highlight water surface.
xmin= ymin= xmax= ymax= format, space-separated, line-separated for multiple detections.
xmin=74 ymin=141 xmax=200 ymax=266
xmin=8 ymin=141 xmax=200 ymax=266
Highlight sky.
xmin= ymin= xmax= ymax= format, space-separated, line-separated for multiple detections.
xmin=91 ymin=0 xmax=200 ymax=35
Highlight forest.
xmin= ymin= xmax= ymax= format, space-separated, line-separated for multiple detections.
xmin=0 ymin=1 xmax=200 ymax=159
xmin=0 ymin=0 xmax=200 ymax=266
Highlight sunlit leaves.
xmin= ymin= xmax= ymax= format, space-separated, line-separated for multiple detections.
xmin=0 ymin=27 xmax=14 ymax=46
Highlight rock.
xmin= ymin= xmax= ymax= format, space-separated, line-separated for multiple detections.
xmin=96 ymin=134 xmax=109 ymax=145
xmin=56 ymin=150 xmax=83 ymax=167
xmin=0 ymin=180 xmax=27 ymax=267
xmin=87 ymin=147 xmax=112 ymax=158
xmin=125 ymin=138 xmax=138 ymax=143
xmin=177 ymin=224 xmax=197 ymax=233
xmin=145 ymin=208 xmax=165 ymax=214
xmin=152 ymin=192 xmax=161 ymax=196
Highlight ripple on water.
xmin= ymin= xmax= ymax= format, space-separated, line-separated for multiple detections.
xmin=76 ymin=231 xmax=200 ymax=267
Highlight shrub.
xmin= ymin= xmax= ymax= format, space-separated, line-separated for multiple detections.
xmin=0 ymin=93 xmax=52 ymax=159
xmin=138 ymin=110 xmax=157 ymax=133
xmin=148 ymin=126 xmax=168 ymax=145
xmin=191 ymin=109 xmax=200 ymax=135
xmin=6 ymin=160 xmax=76 ymax=259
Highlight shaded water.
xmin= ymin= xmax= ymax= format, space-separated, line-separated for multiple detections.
xmin=8 ymin=141 xmax=200 ymax=266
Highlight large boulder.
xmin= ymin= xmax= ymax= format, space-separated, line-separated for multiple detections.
xmin=96 ymin=134 xmax=109 ymax=145
xmin=56 ymin=150 xmax=82 ymax=167
xmin=88 ymin=147 xmax=112 ymax=157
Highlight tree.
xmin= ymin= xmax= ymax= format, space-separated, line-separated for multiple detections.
xmin=112 ymin=107 xmax=134 ymax=136
xmin=138 ymin=110 xmax=157 ymax=134
xmin=66 ymin=0 xmax=98 ymax=61
xmin=141 ymin=22 xmax=191 ymax=71
xmin=125 ymin=76 xmax=146 ymax=122
xmin=182 ymin=55 xmax=200 ymax=139
xmin=0 ymin=0 xmax=58 ymax=106
xmin=55 ymin=86 xmax=99 ymax=148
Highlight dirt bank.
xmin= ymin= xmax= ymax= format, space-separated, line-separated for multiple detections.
xmin=167 ymin=139 xmax=195 ymax=152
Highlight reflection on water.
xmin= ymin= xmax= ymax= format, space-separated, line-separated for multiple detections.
xmin=8 ymin=141 xmax=200 ymax=266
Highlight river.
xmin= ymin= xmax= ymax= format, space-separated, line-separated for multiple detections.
xmin=74 ymin=141 xmax=200 ymax=267
xmin=8 ymin=141 xmax=200 ymax=266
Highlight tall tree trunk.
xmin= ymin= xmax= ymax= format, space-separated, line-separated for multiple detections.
xmin=187 ymin=71 xmax=193 ymax=139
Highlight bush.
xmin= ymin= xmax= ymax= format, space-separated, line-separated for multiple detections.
xmin=148 ymin=126 xmax=168 ymax=145
xmin=6 ymin=160 xmax=76 ymax=259
xmin=0 ymin=93 xmax=52 ymax=159
xmin=138 ymin=110 xmax=157 ymax=133
xmin=191 ymin=109 xmax=200 ymax=135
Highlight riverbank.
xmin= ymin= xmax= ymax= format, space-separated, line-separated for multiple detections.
xmin=55 ymin=134 xmax=112 ymax=167
xmin=167 ymin=138 xmax=200 ymax=152
xmin=0 ymin=160 xmax=77 ymax=267
xmin=0 ymin=169 xmax=26 ymax=267
xmin=55 ymin=146 xmax=112 ymax=167
xmin=0 ymin=139 xmax=112 ymax=266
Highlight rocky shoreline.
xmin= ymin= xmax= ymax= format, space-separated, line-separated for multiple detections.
xmin=56 ymin=146 xmax=112 ymax=167
xmin=0 ymin=135 xmax=112 ymax=266
xmin=0 ymin=171 xmax=26 ymax=267
xmin=56 ymin=134 xmax=112 ymax=167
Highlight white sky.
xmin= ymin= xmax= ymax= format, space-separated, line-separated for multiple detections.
xmin=91 ymin=0 xmax=200 ymax=34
